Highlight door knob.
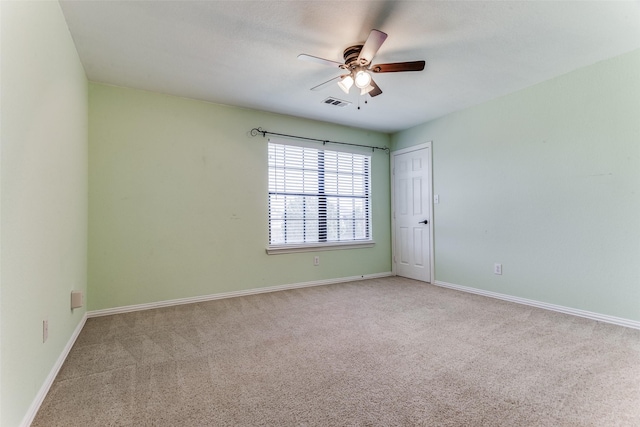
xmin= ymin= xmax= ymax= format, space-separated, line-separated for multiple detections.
xmin=419 ymin=220 xmax=428 ymax=224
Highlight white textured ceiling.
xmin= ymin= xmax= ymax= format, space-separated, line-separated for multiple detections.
xmin=59 ymin=1 xmax=640 ymax=133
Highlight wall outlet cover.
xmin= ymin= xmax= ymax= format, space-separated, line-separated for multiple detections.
xmin=71 ymin=290 xmax=84 ymax=309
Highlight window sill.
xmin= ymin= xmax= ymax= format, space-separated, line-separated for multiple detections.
xmin=266 ymin=241 xmax=375 ymax=255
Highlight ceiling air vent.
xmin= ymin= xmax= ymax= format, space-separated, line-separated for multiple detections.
xmin=322 ymin=97 xmax=351 ymax=107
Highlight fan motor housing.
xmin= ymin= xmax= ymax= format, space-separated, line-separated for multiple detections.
xmin=343 ymin=44 xmax=364 ymax=69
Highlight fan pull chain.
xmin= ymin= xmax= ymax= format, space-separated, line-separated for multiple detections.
xmin=357 ymin=98 xmax=368 ymax=111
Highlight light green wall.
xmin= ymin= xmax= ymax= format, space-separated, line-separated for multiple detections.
xmin=393 ymin=49 xmax=640 ymax=321
xmin=0 ymin=1 xmax=88 ymax=426
xmin=88 ymin=84 xmax=391 ymax=310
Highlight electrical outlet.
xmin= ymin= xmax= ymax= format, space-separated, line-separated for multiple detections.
xmin=43 ymin=319 xmax=49 ymax=343
xmin=494 ymin=263 xmax=502 ymax=275
xmin=313 ymin=256 xmax=320 ymax=266
xmin=434 ymin=194 xmax=439 ymax=204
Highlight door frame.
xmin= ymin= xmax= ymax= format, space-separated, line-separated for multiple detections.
xmin=390 ymin=142 xmax=435 ymax=284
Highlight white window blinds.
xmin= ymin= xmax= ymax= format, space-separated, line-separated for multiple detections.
xmin=268 ymin=140 xmax=372 ymax=247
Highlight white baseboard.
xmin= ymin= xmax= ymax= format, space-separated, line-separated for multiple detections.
xmin=434 ymin=280 xmax=640 ymax=330
xmin=21 ymin=312 xmax=88 ymax=427
xmin=87 ymin=272 xmax=394 ymax=318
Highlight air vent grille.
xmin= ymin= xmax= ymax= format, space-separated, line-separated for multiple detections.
xmin=322 ymin=97 xmax=351 ymax=107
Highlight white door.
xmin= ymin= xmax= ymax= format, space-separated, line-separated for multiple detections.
xmin=393 ymin=145 xmax=432 ymax=282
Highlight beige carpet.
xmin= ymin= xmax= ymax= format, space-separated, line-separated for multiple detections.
xmin=33 ymin=277 xmax=640 ymax=426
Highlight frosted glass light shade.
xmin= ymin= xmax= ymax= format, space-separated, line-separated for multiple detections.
xmin=360 ymin=84 xmax=374 ymax=95
xmin=354 ymin=70 xmax=372 ymax=89
xmin=338 ymin=75 xmax=354 ymax=94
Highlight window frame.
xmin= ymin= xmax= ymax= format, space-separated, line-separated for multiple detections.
xmin=266 ymin=138 xmax=375 ymax=254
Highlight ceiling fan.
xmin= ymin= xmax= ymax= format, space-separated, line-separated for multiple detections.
xmin=298 ymin=29 xmax=425 ymax=98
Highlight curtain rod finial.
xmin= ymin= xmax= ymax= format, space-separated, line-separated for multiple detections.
xmin=250 ymin=127 xmax=267 ymax=137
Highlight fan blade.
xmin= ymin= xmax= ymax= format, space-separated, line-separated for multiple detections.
xmin=369 ymin=79 xmax=383 ymax=97
xmin=298 ymin=54 xmax=345 ymax=69
xmin=357 ymin=29 xmax=388 ymax=66
xmin=310 ymin=75 xmax=343 ymax=91
xmin=371 ymin=61 xmax=426 ymax=73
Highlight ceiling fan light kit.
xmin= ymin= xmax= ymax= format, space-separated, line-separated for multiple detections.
xmin=298 ymin=29 xmax=426 ymax=100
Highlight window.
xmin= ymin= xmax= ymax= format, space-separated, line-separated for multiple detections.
xmin=268 ymin=140 xmax=373 ymax=252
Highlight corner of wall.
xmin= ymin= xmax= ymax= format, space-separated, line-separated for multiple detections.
xmin=1 ymin=1 xmax=89 ymax=425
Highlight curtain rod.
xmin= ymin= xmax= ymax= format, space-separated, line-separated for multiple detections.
xmin=250 ymin=127 xmax=389 ymax=153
